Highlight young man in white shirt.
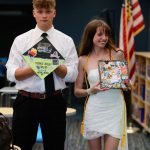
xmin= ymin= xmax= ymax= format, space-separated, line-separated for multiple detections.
xmin=6 ymin=0 xmax=78 ymax=149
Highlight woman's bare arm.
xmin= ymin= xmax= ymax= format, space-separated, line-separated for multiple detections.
xmin=74 ymin=57 xmax=88 ymax=97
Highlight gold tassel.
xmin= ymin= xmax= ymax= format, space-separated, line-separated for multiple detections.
xmin=80 ymin=55 xmax=89 ymax=136
xmin=121 ymin=90 xmax=127 ymax=148
xmin=121 ymin=133 xmax=126 ymax=148
xmin=80 ymin=121 xmax=84 ymax=135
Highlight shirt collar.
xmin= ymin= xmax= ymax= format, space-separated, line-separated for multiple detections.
xmin=34 ymin=25 xmax=55 ymax=39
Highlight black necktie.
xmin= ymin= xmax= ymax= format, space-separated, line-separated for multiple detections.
xmin=41 ymin=33 xmax=55 ymax=94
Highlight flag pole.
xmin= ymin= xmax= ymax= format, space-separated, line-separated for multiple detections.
xmin=125 ymin=0 xmax=130 ymax=67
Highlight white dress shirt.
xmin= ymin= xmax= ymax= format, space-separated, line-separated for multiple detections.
xmin=6 ymin=26 xmax=78 ymax=93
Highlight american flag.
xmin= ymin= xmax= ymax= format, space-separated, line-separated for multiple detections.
xmin=119 ymin=0 xmax=145 ymax=83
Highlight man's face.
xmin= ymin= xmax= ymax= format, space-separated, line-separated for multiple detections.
xmin=33 ymin=8 xmax=56 ymax=31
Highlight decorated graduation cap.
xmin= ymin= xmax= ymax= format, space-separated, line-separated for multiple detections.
xmin=22 ymin=36 xmax=65 ymax=79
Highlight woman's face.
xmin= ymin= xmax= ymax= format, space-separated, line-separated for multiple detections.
xmin=93 ymin=27 xmax=109 ymax=49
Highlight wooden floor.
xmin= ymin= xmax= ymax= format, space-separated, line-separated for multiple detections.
xmin=33 ymin=117 xmax=150 ymax=150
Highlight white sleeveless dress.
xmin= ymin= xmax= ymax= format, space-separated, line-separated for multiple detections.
xmin=83 ymin=69 xmax=128 ymax=150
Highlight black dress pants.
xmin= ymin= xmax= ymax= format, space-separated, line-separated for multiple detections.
xmin=12 ymin=93 xmax=67 ymax=150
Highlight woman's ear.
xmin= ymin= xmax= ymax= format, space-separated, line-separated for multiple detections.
xmin=33 ymin=10 xmax=35 ymax=18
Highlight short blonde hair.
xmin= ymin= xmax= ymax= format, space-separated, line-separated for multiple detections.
xmin=33 ymin=0 xmax=56 ymax=9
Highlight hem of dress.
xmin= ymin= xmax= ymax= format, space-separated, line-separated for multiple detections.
xmin=83 ymin=132 xmax=121 ymax=140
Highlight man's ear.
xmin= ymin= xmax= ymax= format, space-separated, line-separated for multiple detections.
xmin=54 ymin=10 xmax=56 ymax=18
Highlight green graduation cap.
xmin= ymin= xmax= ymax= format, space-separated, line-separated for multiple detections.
xmin=22 ymin=38 xmax=65 ymax=79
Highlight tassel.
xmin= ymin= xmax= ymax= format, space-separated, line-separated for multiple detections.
xmin=80 ymin=55 xmax=89 ymax=137
xmin=80 ymin=121 xmax=84 ymax=135
xmin=121 ymin=133 xmax=126 ymax=148
xmin=120 ymin=90 xmax=127 ymax=148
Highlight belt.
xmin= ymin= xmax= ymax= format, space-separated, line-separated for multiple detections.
xmin=18 ymin=90 xmax=63 ymax=99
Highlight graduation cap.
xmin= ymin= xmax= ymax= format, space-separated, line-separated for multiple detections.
xmin=22 ymin=38 xmax=65 ymax=79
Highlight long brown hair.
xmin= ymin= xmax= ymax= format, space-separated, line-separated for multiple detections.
xmin=79 ymin=19 xmax=116 ymax=56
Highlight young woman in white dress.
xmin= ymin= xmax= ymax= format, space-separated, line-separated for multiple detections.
xmin=74 ymin=19 xmax=129 ymax=150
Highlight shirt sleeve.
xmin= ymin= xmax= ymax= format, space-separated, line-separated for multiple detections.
xmin=63 ymin=38 xmax=79 ymax=82
xmin=6 ymin=38 xmax=24 ymax=82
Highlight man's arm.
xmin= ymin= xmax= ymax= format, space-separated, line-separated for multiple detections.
xmin=6 ymin=38 xmax=36 ymax=82
xmin=15 ymin=67 xmax=36 ymax=81
xmin=60 ymin=38 xmax=78 ymax=82
xmin=54 ymin=65 xmax=67 ymax=78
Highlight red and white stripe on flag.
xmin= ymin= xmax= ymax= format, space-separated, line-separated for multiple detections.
xmin=119 ymin=0 xmax=145 ymax=83
xmin=131 ymin=0 xmax=145 ymax=35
